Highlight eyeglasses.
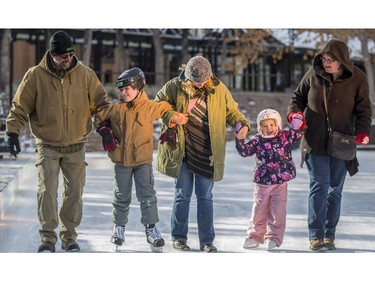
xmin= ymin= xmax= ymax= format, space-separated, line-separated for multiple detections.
xmin=52 ymin=52 xmax=74 ymax=60
xmin=321 ymin=57 xmax=336 ymax=64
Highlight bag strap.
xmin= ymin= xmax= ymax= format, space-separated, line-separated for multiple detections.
xmin=322 ymin=78 xmax=333 ymax=132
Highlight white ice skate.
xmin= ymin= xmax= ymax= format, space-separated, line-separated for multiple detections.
xmin=145 ymin=225 xmax=165 ymax=253
xmin=111 ymin=225 xmax=125 ymax=251
xmin=265 ymin=239 xmax=277 ymax=251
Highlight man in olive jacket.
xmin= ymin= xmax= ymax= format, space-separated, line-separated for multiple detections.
xmin=155 ymin=56 xmax=250 ymax=253
xmin=287 ymin=39 xmax=372 ymax=251
xmin=6 ymin=30 xmax=109 ymax=253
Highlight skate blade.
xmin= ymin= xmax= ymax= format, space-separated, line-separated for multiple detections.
xmin=112 ymin=242 xmax=124 ymax=252
xmin=150 ymin=244 xmax=163 ymax=253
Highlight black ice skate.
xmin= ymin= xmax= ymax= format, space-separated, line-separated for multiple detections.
xmin=145 ymin=224 xmax=165 ymax=253
xmin=111 ymin=225 xmax=125 ymax=251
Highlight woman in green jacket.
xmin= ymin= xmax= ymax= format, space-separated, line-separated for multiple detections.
xmin=155 ymin=56 xmax=250 ymax=252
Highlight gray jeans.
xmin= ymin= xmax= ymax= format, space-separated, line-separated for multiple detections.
xmin=112 ymin=163 xmax=159 ymax=226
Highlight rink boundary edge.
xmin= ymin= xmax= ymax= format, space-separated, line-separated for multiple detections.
xmin=0 ymin=160 xmax=34 ymax=219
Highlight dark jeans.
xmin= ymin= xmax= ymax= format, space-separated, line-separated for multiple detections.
xmin=305 ymin=153 xmax=347 ymax=240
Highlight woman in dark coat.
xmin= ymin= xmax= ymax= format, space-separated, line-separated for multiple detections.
xmin=287 ymin=39 xmax=372 ymax=251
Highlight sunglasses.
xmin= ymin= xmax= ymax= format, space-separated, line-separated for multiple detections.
xmin=52 ymin=52 xmax=74 ymax=60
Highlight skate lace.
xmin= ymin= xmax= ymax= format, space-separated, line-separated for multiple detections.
xmin=146 ymin=226 xmax=162 ymax=240
xmin=114 ymin=225 xmax=125 ymax=239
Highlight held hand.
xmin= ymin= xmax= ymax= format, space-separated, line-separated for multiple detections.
xmin=7 ymin=133 xmax=21 ymax=156
xmin=289 ymin=113 xmax=306 ymax=130
xmin=235 ymin=123 xmax=249 ymax=140
xmin=234 ymin=122 xmax=242 ymax=133
xmin=171 ymin=113 xmax=189 ymax=125
xmin=97 ymin=126 xmax=117 ymax=152
xmin=159 ymin=127 xmax=178 ymax=145
xmin=355 ymin=133 xmax=370 ymax=145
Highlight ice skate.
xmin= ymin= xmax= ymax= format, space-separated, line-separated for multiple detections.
xmin=265 ymin=239 xmax=277 ymax=251
xmin=243 ymin=237 xmax=259 ymax=249
xmin=111 ymin=225 xmax=125 ymax=251
xmin=145 ymin=224 xmax=165 ymax=253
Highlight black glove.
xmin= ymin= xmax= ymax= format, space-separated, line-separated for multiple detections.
xmin=7 ymin=133 xmax=21 ymax=156
xmin=159 ymin=127 xmax=178 ymax=145
xmin=97 ymin=125 xmax=117 ymax=152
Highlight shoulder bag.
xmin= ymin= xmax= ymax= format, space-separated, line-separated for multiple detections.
xmin=323 ymin=83 xmax=356 ymax=161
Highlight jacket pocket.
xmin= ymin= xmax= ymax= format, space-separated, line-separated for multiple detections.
xmin=109 ymin=147 xmax=123 ymax=163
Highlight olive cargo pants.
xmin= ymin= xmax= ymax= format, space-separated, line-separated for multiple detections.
xmin=35 ymin=144 xmax=86 ymax=244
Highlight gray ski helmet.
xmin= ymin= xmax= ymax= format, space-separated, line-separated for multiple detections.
xmin=116 ymin=67 xmax=146 ymax=90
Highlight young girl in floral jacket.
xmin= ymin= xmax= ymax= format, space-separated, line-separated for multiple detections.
xmin=235 ymin=108 xmax=304 ymax=251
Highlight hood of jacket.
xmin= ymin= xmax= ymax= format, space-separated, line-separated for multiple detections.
xmin=39 ymin=50 xmax=79 ymax=78
xmin=312 ymin=39 xmax=354 ymax=77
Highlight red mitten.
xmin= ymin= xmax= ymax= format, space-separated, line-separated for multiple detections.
xmin=159 ymin=127 xmax=178 ymax=145
xmin=355 ymin=133 xmax=370 ymax=144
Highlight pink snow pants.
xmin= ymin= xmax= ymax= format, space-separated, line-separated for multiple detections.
xmin=246 ymin=182 xmax=288 ymax=247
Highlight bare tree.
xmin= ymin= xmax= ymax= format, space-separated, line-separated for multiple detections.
xmin=116 ymin=29 xmax=125 ymax=73
xmin=223 ymin=29 xmax=285 ymax=73
xmin=152 ymin=29 xmax=165 ymax=86
xmin=45 ymin=29 xmax=53 ymax=53
xmin=0 ymin=29 xmax=10 ymax=93
xmin=231 ymin=28 xmax=375 ymax=103
xmin=180 ymin=29 xmax=190 ymax=66
xmin=82 ymin=29 xmax=93 ymax=66
xmin=295 ymin=29 xmax=375 ymax=105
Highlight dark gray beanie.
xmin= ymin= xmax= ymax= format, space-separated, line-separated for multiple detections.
xmin=185 ymin=56 xmax=213 ymax=83
xmin=50 ymin=30 xmax=74 ymax=55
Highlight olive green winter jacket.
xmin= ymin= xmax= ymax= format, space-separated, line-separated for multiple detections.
xmin=154 ymin=75 xmax=250 ymax=182
xmin=6 ymin=51 xmax=109 ymax=146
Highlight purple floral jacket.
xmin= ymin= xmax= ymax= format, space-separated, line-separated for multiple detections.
xmin=235 ymin=129 xmax=302 ymax=185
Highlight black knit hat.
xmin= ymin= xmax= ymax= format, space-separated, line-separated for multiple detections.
xmin=185 ymin=56 xmax=213 ymax=83
xmin=50 ymin=30 xmax=73 ymax=55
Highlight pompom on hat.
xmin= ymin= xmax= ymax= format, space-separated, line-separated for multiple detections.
xmin=50 ymin=30 xmax=74 ymax=55
xmin=185 ymin=56 xmax=213 ymax=83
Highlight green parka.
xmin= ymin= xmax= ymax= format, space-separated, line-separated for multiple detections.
xmin=6 ymin=51 xmax=109 ymax=146
xmin=154 ymin=75 xmax=250 ymax=182
xmin=288 ymin=39 xmax=372 ymax=176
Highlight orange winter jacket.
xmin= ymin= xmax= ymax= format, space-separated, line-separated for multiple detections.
xmin=95 ymin=90 xmax=174 ymax=167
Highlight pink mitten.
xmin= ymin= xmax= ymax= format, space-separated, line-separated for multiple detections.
xmin=290 ymin=113 xmax=304 ymax=130
xmin=234 ymin=122 xmax=242 ymax=133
